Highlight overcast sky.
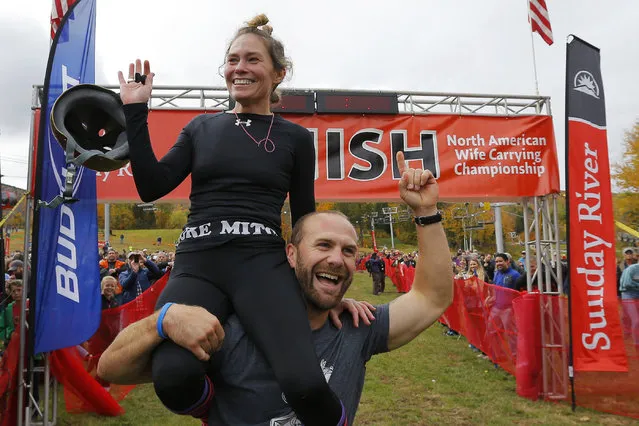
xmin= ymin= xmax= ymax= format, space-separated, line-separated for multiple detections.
xmin=1 ymin=0 xmax=637 ymax=191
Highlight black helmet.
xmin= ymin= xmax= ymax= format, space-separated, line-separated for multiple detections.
xmin=50 ymin=84 xmax=129 ymax=172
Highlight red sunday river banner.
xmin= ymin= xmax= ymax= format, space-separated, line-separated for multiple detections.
xmin=566 ymin=36 xmax=627 ymax=372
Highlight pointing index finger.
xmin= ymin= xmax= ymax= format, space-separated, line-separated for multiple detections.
xmin=396 ymin=151 xmax=406 ymax=175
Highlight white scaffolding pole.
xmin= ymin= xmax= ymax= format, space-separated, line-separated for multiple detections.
xmin=18 ymin=104 xmax=35 ymax=425
xmin=523 ymin=195 xmax=568 ymax=401
xmin=494 ymin=205 xmax=505 ymax=253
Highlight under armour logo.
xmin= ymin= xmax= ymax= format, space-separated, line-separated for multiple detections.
xmin=235 ymin=118 xmax=252 ymax=127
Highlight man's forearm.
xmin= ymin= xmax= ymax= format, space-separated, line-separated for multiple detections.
xmin=97 ymin=312 xmax=161 ymax=384
xmin=387 ymin=218 xmax=453 ymax=350
xmin=413 ymin=220 xmax=453 ymax=307
xmin=98 ymin=304 xmax=225 ymax=384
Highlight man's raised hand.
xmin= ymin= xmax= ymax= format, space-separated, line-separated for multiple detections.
xmin=396 ymin=151 xmax=439 ymax=216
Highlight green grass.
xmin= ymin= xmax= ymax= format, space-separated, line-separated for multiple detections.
xmin=103 ymin=229 xmax=183 ymax=254
xmin=3 ymin=228 xmax=26 ymax=255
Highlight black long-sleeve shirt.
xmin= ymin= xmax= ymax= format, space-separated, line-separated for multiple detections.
xmin=123 ymin=104 xmax=316 ymax=252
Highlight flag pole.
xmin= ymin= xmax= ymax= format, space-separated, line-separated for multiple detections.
xmin=565 ymin=36 xmax=577 ymax=411
xmin=528 ymin=1 xmax=541 ymax=96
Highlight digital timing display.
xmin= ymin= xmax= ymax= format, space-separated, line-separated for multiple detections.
xmin=271 ymin=93 xmax=315 ymax=114
xmin=317 ymin=91 xmax=398 ymax=114
xmin=229 ymin=92 xmax=315 ymax=114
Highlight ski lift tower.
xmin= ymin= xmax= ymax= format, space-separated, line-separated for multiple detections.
xmin=382 ymin=206 xmax=398 ymax=249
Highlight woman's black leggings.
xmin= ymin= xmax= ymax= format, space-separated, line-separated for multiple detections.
xmin=151 ymin=240 xmax=344 ymax=426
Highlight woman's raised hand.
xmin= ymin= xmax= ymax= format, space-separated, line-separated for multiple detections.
xmin=117 ymin=59 xmax=155 ymax=105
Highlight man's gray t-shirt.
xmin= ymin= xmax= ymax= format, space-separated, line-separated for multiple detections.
xmin=208 ymin=304 xmax=390 ymax=425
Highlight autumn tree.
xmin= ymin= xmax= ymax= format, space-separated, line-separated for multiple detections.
xmin=5 ymin=211 xmax=23 ymax=228
xmin=316 ymin=202 xmax=336 ymax=211
xmin=168 ymin=205 xmax=189 ymax=229
xmin=154 ymin=204 xmax=176 ymax=229
xmin=97 ymin=203 xmax=105 ymax=226
xmin=613 ymin=120 xmax=639 ymax=192
xmin=613 ymin=120 xmax=639 ymax=227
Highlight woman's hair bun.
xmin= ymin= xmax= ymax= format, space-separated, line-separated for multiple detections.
xmin=247 ymin=14 xmax=273 ymax=35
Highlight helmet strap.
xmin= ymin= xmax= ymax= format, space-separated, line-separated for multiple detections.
xmin=37 ymin=140 xmax=80 ymax=210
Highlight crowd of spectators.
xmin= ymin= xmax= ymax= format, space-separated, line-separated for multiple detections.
xmin=445 ymin=249 xmax=542 ymax=361
xmin=1 ymin=242 xmax=175 ymax=359
xmin=0 ymin=242 xmax=176 ymax=354
xmin=0 ymin=280 xmax=22 ymax=353
xmin=449 ymin=245 xmax=639 ymax=299
xmin=358 ymin=246 xmax=559 ymax=298
xmin=98 ymin=244 xmax=173 ymax=310
xmin=444 ymin=246 xmax=639 ymax=361
xmin=1 ymin=250 xmax=26 ymax=358
xmin=451 ymin=248 xmax=560 ymax=293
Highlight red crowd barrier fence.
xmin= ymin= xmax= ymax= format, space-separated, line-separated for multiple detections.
xmin=357 ymin=254 xmax=416 ymax=293
xmin=0 ymin=329 xmax=21 ymax=426
xmin=438 ymin=277 xmax=639 ymax=419
xmin=52 ymin=271 xmax=170 ymax=415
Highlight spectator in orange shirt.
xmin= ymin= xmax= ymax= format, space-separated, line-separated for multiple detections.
xmin=99 ymin=248 xmax=127 ymax=294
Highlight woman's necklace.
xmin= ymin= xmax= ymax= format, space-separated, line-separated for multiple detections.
xmin=233 ymin=111 xmax=276 ymax=153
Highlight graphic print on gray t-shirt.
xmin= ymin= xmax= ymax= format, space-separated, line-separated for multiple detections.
xmin=208 ymin=304 xmax=390 ymax=426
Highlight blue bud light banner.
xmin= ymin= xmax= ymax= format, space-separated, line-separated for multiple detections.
xmin=33 ymin=0 xmax=99 ymax=354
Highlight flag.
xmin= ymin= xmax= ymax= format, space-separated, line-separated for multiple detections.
xmin=528 ymin=0 xmax=554 ymax=45
xmin=565 ymin=36 xmax=627 ymax=372
xmin=50 ymin=0 xmax=77 ymax=40
xmin=32 ymin=0 xmax=100 ymax=354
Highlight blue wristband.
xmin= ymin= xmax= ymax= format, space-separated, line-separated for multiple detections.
xmin=157 ymin=303 xmax=174 ymax=339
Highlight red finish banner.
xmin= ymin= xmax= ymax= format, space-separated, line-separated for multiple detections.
xmin=33 ymin=110 xmax=559 ymax=202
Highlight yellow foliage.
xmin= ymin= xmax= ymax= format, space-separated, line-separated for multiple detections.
xmin=613 ymin=193 xmax=639 ymax=229
xmin=316 ymin=202 xmax=336 ymax=211
xmin=613 ymin=121 xmax=639 ymax=192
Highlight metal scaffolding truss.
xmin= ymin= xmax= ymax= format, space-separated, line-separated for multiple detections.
xmin=33 ymin=85 xmax=552 ymax=116
xmin=522 ymin=195 xmax=569 ymax=401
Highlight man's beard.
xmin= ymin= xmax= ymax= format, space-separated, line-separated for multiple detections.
xmin=295 ymin=257 xmax=352 ymax=312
